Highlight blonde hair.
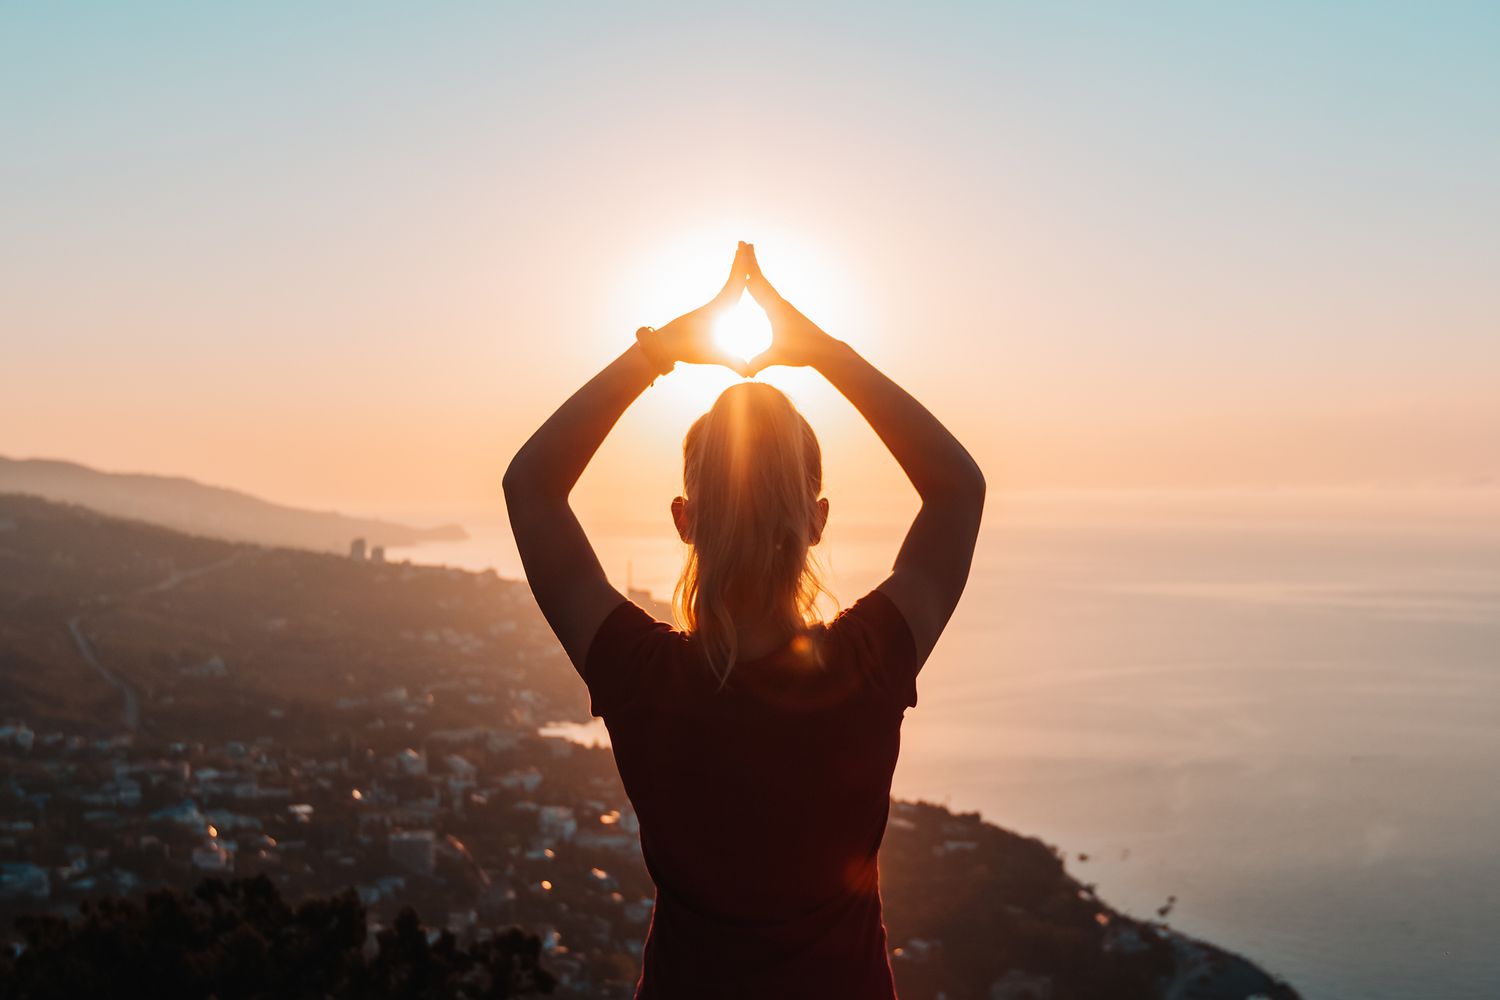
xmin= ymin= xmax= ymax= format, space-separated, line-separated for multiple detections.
xmin=673 ymin=382 xmax=829 ymax=685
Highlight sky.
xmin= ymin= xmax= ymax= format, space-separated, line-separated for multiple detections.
xmin=3 ymin=2 xmax=1497 ymax=528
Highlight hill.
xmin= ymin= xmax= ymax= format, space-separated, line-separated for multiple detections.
xmin=0 ymin=456 xmax=466 ymax=553
xmin=0 ymin=494 xmax=1299 ymax=999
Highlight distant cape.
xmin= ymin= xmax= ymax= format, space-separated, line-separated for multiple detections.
xmin=0 ymin=455 xmax=466 ymax=553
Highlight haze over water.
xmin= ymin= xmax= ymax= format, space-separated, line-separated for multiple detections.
xmin=398 ymin=488 xmax=1500 ymax=1000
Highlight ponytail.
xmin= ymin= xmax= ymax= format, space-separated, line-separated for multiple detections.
xmin=673 ymin=382 xmax=828 ymax=685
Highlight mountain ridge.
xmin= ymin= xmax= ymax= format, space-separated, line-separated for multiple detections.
xmin=0 ymin=455 xmax=465 ymax=553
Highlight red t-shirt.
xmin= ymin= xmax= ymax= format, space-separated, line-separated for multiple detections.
xmin=583 ymin=589 xmax=919 ymax=1000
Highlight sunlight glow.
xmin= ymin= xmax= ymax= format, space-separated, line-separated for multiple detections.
xmin=714 ymin=297 xmax=773 ymax=362
xmin=611 ymin=228 xmax=866 ymax=422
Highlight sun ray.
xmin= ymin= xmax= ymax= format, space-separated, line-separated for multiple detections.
xmin=713 ymin=297 xmax=773 ymax=363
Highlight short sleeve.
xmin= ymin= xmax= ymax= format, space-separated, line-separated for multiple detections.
xmin=828 ymin=589 xmax=920 ymax=709
xmin=583 ymin=600 xmax=674 ymax=718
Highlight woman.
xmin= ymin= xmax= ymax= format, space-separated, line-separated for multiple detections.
xmin=504 ymin=242 xmax=984 ymax=998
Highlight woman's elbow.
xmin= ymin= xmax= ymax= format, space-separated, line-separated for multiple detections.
xmin=919 ymin=474 xmax=984 ymax=515
xmin=501 ymin=450 xmax=535 ymax=499
xmin=915 ymin=468 xmax=984 ymax=537
xmin=503 ymin=449 xmax=567 ymax=504
xmin=935 ymin=455 xmax=986 ymax=505
xmin=961 ymin=459 xmax=986 ymax=506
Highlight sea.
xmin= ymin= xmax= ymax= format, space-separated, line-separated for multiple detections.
xmin=389 ymin=488 xmax=1500 ymax=1000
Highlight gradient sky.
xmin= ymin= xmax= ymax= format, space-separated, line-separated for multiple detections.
xmin=3 ymin=2 xmax=1497 ymax=524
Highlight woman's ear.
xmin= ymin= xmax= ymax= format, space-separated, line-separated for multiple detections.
xmin=671 ymin=496 xmax=693 ymax=543
xmin=809 ymin=497 xmax=829 ymax=545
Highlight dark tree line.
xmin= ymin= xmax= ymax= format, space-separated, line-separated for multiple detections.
xmin=0 ymin=876 xmax=554 ymax=1000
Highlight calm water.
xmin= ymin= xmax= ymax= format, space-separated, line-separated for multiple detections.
xmin=393 ymin=489 xmax=1500 ymax=1000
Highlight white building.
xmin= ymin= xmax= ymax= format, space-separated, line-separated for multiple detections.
xmin=392 ymin=748 xmax=426 ymax=776
xmin=538 ymin=805 xmax=577 ymax=842
xmin=0 ymin=863 xmax=50 ymax=900
xmin=499 ymin=767 xmax=543 ymax=793
xmin=389 ymin=829 xmax=437 ymax=875
xmin=191 ymin=841 xmax=233 ymax=872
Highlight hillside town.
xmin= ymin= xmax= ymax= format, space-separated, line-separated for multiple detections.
xmin=0 ymin=495 xmax=1298 ymax=998
xmin=0 ymin=713 xmax=658 ymax=993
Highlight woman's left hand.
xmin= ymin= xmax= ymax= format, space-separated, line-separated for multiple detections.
xmin=644 ymin=242 xmax=752 ymax=375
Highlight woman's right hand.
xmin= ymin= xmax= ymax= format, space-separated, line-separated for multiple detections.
xmin=643 ymin=242 xmax=754 ymax=375
xmin=743 ymin=244 xmax=844 ymax=374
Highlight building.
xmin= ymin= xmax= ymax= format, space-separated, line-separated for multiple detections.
xmin=349 ymin=538 xmax=367 ymax=561
xmin=191 ymin=841 xmax=233 ymax=872
xmin=391 ymin=748 xmax=426 ymax=776
xmin=538 ymin=805 xmax=577 ymax=843
xmin=389 ymin=829 xmax=437 ymax=876
xmin=0 ymin=863 xmax=50 ymax=901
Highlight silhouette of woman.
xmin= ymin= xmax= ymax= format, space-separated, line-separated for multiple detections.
xmin=504 ymin=242 xmax=984 ymax=999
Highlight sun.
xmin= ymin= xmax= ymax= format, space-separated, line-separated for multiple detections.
xmin=713 ymin=296 xmax=773 ymax=363
xmin=612 ymin=229 xmax=862 ymax=411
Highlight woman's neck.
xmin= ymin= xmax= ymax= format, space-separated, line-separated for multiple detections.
xmin=729 ymin=605 xmax=804 ymax=661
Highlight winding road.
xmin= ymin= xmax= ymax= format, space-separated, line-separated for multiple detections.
xmin=66 ymin=615 xmax=141 ymax=731
xmin=66 ymin=552 xmax=244 ymax=733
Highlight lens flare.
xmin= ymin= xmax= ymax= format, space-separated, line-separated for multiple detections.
xmin=714 ymin=297 xmax=773 ymax=363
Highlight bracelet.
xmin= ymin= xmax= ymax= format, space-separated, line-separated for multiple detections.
xmin=635 ymin=326 xmax=675 ymax=378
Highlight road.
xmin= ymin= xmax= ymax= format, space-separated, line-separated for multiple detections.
xmin=66 ymin=615 xmax=142 ymax=731
xmin=66 ymin=552 xmax=244 ymax=734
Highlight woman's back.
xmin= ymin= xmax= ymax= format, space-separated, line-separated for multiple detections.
xmin=586 ymin=591 xmax=919 ymax=999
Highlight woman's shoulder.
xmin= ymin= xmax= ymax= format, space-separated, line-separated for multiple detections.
xmin=583 ymin=600 xmax=690 ymax=717
xmin=589 ymin=599 xmax=694 ymax=662
xmin=826 ymin=589 xmax=915 ymax=645
xmin=821 ymin=589 xmax=920 ymax=708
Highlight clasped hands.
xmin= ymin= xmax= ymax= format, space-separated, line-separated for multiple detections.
xmin=639 ymin=242 xmax=838 ymax=379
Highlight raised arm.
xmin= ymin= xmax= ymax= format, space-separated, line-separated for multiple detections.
xmin=744 ymin=246 xmax=985 ymax=666
xmin=504 ymin=244 xmax=752 ymax=672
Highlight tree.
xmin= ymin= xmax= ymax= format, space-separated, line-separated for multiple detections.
xmin=0 ymin=876 xmax=554 ymax=1000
